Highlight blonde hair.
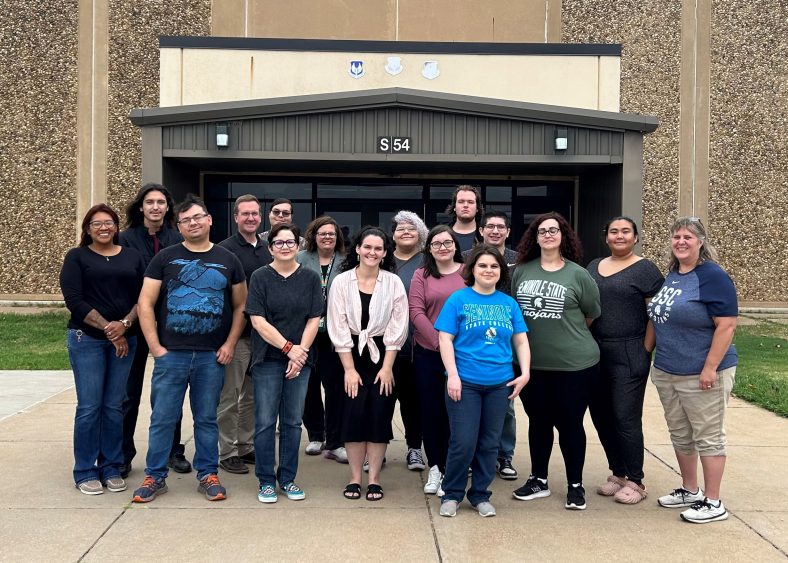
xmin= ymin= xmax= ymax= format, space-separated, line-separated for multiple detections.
xmin=668 ymin=216 xmax=718 ymax=271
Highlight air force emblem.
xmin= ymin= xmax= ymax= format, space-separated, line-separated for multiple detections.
xmin=422 ymin=60 xmax=440 ymax=80
xmin=385 ymin=56 xmax=403 ymax=76
xmin=349 ymin=60 xmax=365 ymax=79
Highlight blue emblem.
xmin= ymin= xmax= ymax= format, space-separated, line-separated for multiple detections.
xmin=349 ymin=60 xmax=365 ymax=79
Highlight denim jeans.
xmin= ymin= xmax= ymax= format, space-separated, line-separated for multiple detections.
xmin=145 ymin=350 xmax=225 ymax=481
xmin=251 ymin=359 xmax=311 ymax=486
xmin=67 ymin=330 xmax=136 ymax=485
xmin=443 ymin=380 xmax=510 ymax=505
xmin=497 ymin=399 xmax=516 ymax=460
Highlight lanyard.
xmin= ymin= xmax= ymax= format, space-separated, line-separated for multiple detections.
xmin=320 ymin=253 xmax=335 ymax=301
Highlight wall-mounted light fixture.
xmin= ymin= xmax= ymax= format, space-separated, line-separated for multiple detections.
xmin=216 ymin=123 xmax=229 ymax=149
xmin=555 ymin=127 xmax=568 ymax=151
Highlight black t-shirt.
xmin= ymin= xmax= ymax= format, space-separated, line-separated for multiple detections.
xmin=452 ymin=230 xmax=478 ymax=253
xmin=60 ymin=246 xmax=146 ymax=339
xmin=144 ymin=244 xmax=245 ymax=351
xmin=245 ymin=264 xmax=324 ymax=368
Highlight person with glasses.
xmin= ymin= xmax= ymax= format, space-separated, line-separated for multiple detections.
xmin=510 ymin=212 xmax=601 ymax=511
xmin=60 ymin=204 xmax=146 ymax=495
xmin=132 ymin=194 xmax=247 ymax=504
xmin=297 ymin=216 xmax=349 ymax=464
xmin=215 ymin=195 xmax=272 ymax=475
xmin=391 ymin=210 xmax=429 ymax=473
xmin=246 ymin=223 xmax=323 ymax=503
xmin=647 ymin=217 xmax=738 ymax=524
xmin=408 ymin=225 xmax=466 ymax=496
xmin=260 ymin=198 xmax=305 ymax=249
xmin=327 ymin=226 xmax=409 ymax=501
xmin=119 ymin=183 xmax=189 ymax=477
xmin=586 ymin=217 xmax=663 ymax=505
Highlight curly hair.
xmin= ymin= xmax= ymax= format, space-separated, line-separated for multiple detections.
xmin=303 ymin=215 xmax=346 ymax=254
xmin=124 ymin=183 xmax=176 ymax=229
xmin=462 ymin=244 xmax=510 ymax=291
xmin=391 ymin=210 xmax=429 ymax=251
xmin=515 ymin=211 xmax=583 ymax=264
xmin=339 ymin=226 xmax=396 ymax=273
xmin=445 ymin=185 xmax=483 ymax=226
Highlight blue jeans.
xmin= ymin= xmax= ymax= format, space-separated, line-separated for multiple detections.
xmin=251 ymin=360 xmax=310 ymax=486
xmin=67 ymin=330 xmax=136 ymax=485
xmin=498 ymin=400 xmax=516 ymax=459
xmin=443 ymin=380 xmax=510 ymax=505
xmin=145 ymin=351 xmax=225 ymax=481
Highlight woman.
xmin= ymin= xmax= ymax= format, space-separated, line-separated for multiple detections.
xmin=435 ymin=244 xmax=530 ymax=517
xmin=297 ymin=216 xmax=348 ymax=463
xmin=510 ymin=212 xmax=601 ymax=511
xmin=327 ymin=226 xmax=409 ymax=501
xmin=391 ymin=210 xmax=429 ymax=471
xmin=409 ymin=225 xmax=466 ymax=495
xmin=648 ymin=217 xmax=738 ymax=524
xmin=246 ymin=224 xmax=323 ymax=503
xmin=60 ymin=204 xmax=145 ymax=495
xmin=587 ymin=217 xmax=664 ymax=504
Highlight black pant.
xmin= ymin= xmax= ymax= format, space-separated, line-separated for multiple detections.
xmin=394 ymin=352 xmax=422 ymax=450
xmin=520 ymin=364 xmax=598 ymax=485
xmin=121 ymin=337 xmax=184 ymax=464
xmin=414 ymin=345 xmax=449 ymax=471
xmin=302 ymin=332 xmax=344 ymax=450
xmin=588 ymin=338 xmax=651 ymax=482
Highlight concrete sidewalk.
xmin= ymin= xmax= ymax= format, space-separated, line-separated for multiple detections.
xmin=0 ymin=368 xmax=785 ymax=562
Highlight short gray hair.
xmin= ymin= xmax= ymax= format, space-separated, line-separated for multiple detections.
xmin=391 ymin=210 xmax=429 ymax=251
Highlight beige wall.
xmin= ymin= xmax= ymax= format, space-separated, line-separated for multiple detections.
xmin=161 ymin=48 xmax=620 ymax=111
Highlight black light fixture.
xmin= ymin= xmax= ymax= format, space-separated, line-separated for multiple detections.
xmin=555 ymin=127 xmax=568 ymax=151
xmin=216 ymin=123 xmax=229 ymax=149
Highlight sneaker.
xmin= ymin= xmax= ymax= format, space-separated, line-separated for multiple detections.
xmin=197 ymin=474 xmax=227 ymax=501
xmin=219 ymin=455 xmax=249 ymax=474
xmin=258 ymin=484 xmax=277 ymax=504
xmin=424 ymin=465 xmax=443 ymax=494
xmin=476 ymin=501 xmax=497 ymax=517
xmin=168 ymin=453 xmax=192 ymax=474
xmin=437 ymin=486 xmax=445 ymax=498
xmin=77 ymin=479 xmax=104 ymax=495
xmin=496 ymin=458 xmax=518 ymax=480
xmin=239 ymin=451 xmax=256 ymax=464
xmin=104 ymin=476 xmax=127 ymax=493
xmin=305 ymin=441 xmax=324 ymax=455
xmin=440 ymin=500 xmax=458 ymax=517
xmin=132 ymin=476 xmax=167 ymax=503
xmin=363 ymin=457 xmax=386 ymax=473
xmin=323 ymin=447 xmax=349 ymax=464
xmin=407 ymin=448 xmax=426 ymax=471
xmin=280 ymin=481 xmax=306 ymax=501
xmin=565 ymin=484 xmax=587 ymax=510
xmin=658 ymin=486 xmax=705 ymax=508
xmin=680 ymin=498 xmax=729 ymax=523
xmin=513 ymin=476 xmax=551 ymax=501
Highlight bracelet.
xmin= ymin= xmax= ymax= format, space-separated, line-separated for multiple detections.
xmin=281 ymin=341 xmax=294 ymax=355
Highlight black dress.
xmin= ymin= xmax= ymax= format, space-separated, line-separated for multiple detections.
xmin=340 ymin=290 xmax=396 ymax=443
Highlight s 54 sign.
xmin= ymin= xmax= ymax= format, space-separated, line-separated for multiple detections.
xmin=377 ymin=136 xmax=412 ymax=153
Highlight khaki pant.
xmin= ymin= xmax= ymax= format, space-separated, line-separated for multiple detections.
xmin=217 ymin=337 xmax=255 ymax=459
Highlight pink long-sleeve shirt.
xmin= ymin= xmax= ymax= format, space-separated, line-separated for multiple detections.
xmin=408 ymin=267 xmax=466 ymax=351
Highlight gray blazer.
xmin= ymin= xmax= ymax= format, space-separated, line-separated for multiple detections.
xmin=296 ymin=250 xmax=344 ymax=294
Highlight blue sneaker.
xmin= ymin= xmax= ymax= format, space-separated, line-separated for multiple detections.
xmin=197 ymin=474 xmax=226 ymax=501
xmin=132 ymin=476 xmax=167 ymax=503
xmin=281 ymin=481 xmax=306 ymax=501
xmin=258 ymin=484 xmax=278 ymax=504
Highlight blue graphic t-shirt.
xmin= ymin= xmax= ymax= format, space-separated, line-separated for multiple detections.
xmin=145 ymin=244 xmax=245 ymax=351
xmin=434 ymin=287 xmax=528 ymax=385
xmin=648 ymin=261 xmax=738 ymax=375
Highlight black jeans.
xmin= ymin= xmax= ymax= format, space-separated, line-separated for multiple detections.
xmin=302 ymin=332 xmax=344 ymax=450
xmin=121 ymin=337 xmax=184 ymax=464
xmin=394 ymin=352 xmax=422 ymax=450
xmin=520 ymin=364 xmax=598 ymax=485
xmin=588 ymin=338 xmax=651 ymax=482
xmin=413 ymin=345 xmax=449 ymax=471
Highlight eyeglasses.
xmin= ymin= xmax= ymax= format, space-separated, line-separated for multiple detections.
xmin=430 ymin=240 xmax=455 ymax=250
xmin=271 ymin=209 xmax=292 ymax=218
xmin=317 ymin=232 xmax=337 ymax=238
xmin=272 ymin=239 xmax=298 ymax=249
xmin=89 ymin=220 xmax=116 ymax=229
xmin=177 ymin=213 xmax=209 ymax=225
xmin=238 ymin=211 xmax=260 ymax=218
xmin=537 ymin=227 xmax=560 ymax=236
xmin=394 ymin=226 xmax=417 ymax=233
xmin=483 ymin=224 xmax=508 ymax=231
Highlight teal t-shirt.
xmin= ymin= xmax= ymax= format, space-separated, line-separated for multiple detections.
xmin=511 ymin=259 xmax=601 ymax=371
xmin=434 ymin=287 xmax=528 ymax=385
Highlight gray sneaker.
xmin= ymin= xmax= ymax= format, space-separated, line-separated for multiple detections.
xmin=77 ymin=479 xmax=104 ymax=495
xmin=475 ymin=501 xmax=496 ymax=517
xmin=658 ymin=486 xmax=704 ymax=508
xmin=440 ymin=499 xmax=458 ymax=517
xmin=104 ymin=476 xmax=127 ymax=493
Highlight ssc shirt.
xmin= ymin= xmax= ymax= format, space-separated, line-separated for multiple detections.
xmin=647 ymin=261 xmax=738 ymax=375
xmin=144 ymin=243 xmax=245 ymax=351
xmin=511 ymin=259 xmax=601 ymax=371
xmin=434 ymin=287 xmax=528 ymax=386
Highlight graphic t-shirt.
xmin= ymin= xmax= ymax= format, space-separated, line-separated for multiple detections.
xmin=434 ymin=287 xmax=528 ymax=385
xmin=648 ymin=261 xmax=738 ymax=375
xmin=511 ymin=259 xmax=601 ymax=371
xmin=145 ymin=244 xmax=245 ymax=351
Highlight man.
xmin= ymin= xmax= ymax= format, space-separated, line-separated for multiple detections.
xmin=260 ymin=198 xmax=305 ymax=248
xmin=446 ymin=185 xmax=483 ymax=252
xmin=119 ymin=183 xmax=190 ymax=476
xmin=132 ymin=194 xmax=247 ymax=503
xmin=462 ymin=210 xmax=519 ymax=481
xmin=216 ymin=195 xmax=271 ymax=474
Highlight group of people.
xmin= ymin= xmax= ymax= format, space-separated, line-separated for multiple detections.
xmin=61 ymin=183 xmax=738 ymax=524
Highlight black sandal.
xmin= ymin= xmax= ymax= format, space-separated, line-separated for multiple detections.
xmin=366 ymin=484 xmax=384 ymax=501
xmin=343 ymin=483 xmax=361 ymax=500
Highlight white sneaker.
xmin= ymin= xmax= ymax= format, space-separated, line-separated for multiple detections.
xmin=476 ymin=501 xmax=496 ymax=517
xmin=658 ymin=486 xmax=705 ymax=508
xmin=305 ymin=441 xmax=324 ymax=455
xmin=424 ymin=465 xmax=442 ymax=494
xmin=439 ymin=500 xmax=458 ymax=517
xmin=322 ymin=446 xmax=348 ymax=463
xmin=680 ymin=498 xmax=728 ymax=523
xmin=407 ymin=448 xmax=426 ymax=471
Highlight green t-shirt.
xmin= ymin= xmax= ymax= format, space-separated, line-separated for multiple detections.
xmin=511 ymin=259 xmax=601 ymax=371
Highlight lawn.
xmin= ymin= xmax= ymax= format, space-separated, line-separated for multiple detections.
xmin=0 ymin=311 xmax=70 ymax=370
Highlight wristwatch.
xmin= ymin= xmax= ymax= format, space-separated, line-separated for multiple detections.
xmin=120 ymin=319 xmax=132 ymax=329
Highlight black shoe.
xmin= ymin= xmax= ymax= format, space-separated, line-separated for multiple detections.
xmin=239 ymin=451 xmax=256 ymax=464
xmin=168 ymin=453 xmax=192 ymax=474
xmin=219 ymin=455 xmax=249 ymax=474
xmin=513 ymin=475 xmax=551 ymax=501
xmin=120 ymin=463 xmax=132 ymax=479
xmin=496 ymin=458 xmax=518 ymax=480
xmin=565 ymin=484 xmax=587 ymax=510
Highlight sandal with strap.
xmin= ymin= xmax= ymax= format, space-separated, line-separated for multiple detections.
xmin=366 ymin=484 xmax=384 ymax=501
xmin=614 ymin=480 xmax=648 ymax=504
xmin=343 ymin=483 xmax=362 ymax=500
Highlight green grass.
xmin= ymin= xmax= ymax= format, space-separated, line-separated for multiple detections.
xmin=732 ymin=320 xmax=788 ymax=417
xmin=0 ymin=311 xmax=71 ymax=369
